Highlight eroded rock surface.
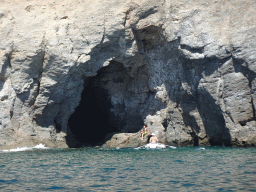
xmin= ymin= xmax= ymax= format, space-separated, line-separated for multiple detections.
xmin=0 ymin=0 xmax=256 ymax=149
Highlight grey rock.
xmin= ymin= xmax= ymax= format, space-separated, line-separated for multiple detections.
xmin=0 ymin=0 xmax=256 ymax=149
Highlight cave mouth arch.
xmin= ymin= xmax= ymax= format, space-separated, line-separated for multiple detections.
xmin=68 ymin=67 xmax=119 ymax=147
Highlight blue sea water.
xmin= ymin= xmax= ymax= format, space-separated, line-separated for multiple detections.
xmin=0 ymin=146 xmax=256 ymax=191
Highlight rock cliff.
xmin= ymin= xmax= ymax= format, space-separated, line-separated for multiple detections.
xmin=0 ymin=0 xmax=256 ymax=149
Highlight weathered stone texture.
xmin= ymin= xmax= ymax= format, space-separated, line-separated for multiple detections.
xmin=0 ymin=0 xmax=256 ymax=149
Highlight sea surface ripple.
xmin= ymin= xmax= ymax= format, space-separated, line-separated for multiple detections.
xmin=0 ymin=146 xmax=256 ymax=191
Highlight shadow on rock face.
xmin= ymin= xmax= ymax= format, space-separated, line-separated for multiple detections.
xmin=180 ymin=94 xmax=201 ymax=146
xmin=179 ymin=86 xmax=232 ymax=146
xmin=197 ymin=88 xmax=231 ymax=146
xmin=181 ymin=112 xmax=201 ymax=146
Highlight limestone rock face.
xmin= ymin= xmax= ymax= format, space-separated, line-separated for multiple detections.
xmin=0 ymin=0 xmax=256 ymax=149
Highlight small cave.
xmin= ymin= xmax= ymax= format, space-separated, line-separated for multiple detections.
xmin=136 ymin=25 xmax=166 ymax=52
xmin=68 ymin=73 xmax=118 ymax=147
xmin=67 ymin=60 xmax=149 ymax=147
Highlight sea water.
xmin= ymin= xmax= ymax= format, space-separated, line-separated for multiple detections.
xmin=1 ymin=146 xmax=256 ymax=191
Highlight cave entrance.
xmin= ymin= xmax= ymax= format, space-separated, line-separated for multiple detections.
xmin=68 ymin=74 xmax=117 ymax=147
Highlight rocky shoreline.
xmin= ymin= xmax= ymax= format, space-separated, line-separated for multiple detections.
xmin=0 ymin=0 xmax=256 ymax=150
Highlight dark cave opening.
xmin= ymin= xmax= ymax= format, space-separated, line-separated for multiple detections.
xmin=68 ymin=77 xmax=118 ymax=147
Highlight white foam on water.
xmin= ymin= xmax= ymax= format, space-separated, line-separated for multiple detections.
xmin=2 ymin=147 xmax=32 ymax=152
xmin=1 ymin=143 xmax=50 ymax=153
xmin=168 ymin=146 xmax=177 ymax=149
xmin=196 ymin=147 xmax=205 ymax=150
xmin=33 ymin=143 xmax=49 ymax=149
